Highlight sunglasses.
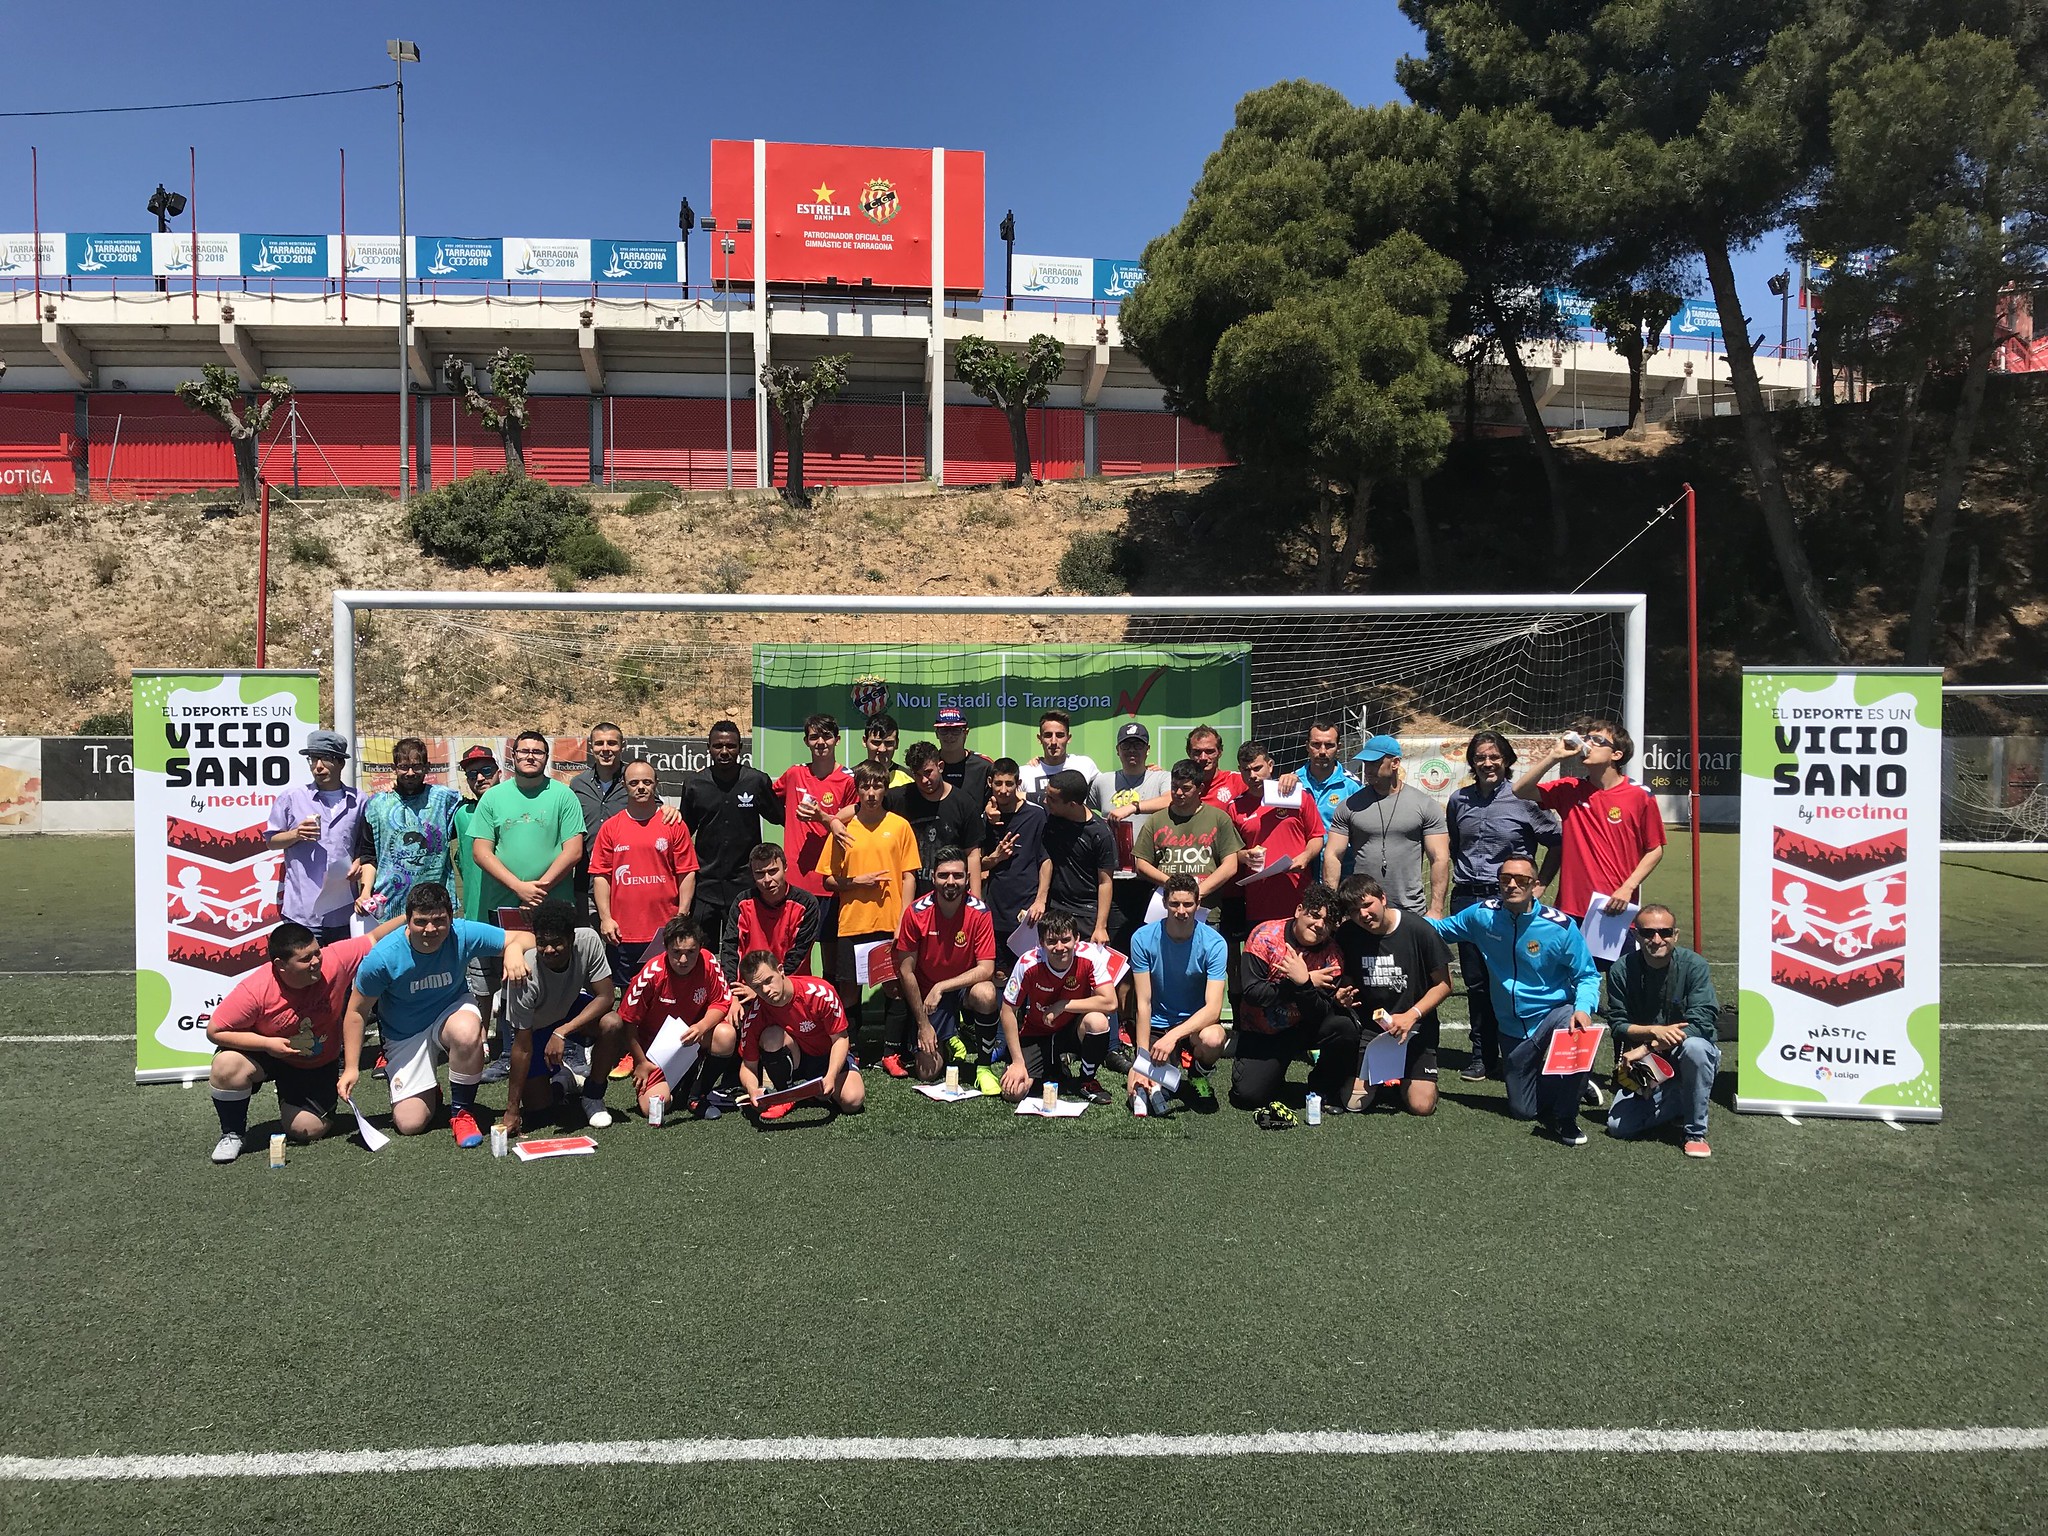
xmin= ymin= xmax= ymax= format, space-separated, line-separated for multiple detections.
xmin=1497 ymin=874 xmax=1539 ymax=889
xmin=1584 ymin=734 xmax=1615 ymax=747
xmin=1638 ymin=925 xmax=1676 ymax=938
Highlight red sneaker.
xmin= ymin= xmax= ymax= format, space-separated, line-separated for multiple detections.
xmin=758 ymin=1101 xmax=793 ymax=1122
xmin=449 ymin=1107 xmax=483 ymax=1148
xmin=1683 ymin=1138 xmax=1713 ymax=1159
xmin=879 ymin=1052 xmax=911 ymax=1079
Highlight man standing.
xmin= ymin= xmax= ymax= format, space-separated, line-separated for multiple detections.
xmin=1602 ymin=904 xmax=1721 ymax=1158
xmin=1338 ymin=875 xmax=1454 ymax=1117
xmin=678 ymin=720 xmax=784 ymax=952
xmin=452 ymin=745 xmax=499 ymax=923
xmin=500 ymin=902 xmax=625 ymax=1134
xmin=1227 ymin=741 xmax=1327 ymax=931
xmin=1294 ymin=719 xmax=1361 ymax=853
xmin=1133 ymin=761 xmax=1244 ymax=921
xmin=933 ymin=706 xmax=993 ymax=808
xmin=350 ymin=736 xmax=461 ymax=930
xmin=1039 ymin=769 xmax=1117 ymax=945
xmin=886 ymin=741 xmax=982 ymax=897
xmin=619 ymin=913 xmax=738 ymax=1121
xmin=998 ymin=911 xmax=1118 ymax=1104
xmin=1126 ymin=874 xmax=1229 ymax=1111
xmin=734 ymin=950 xmax=866 ymax=1118
xmin=1429 ymin=856 xmax=1604 ymax=1147
xmin=1322 ymin=735 xmax=1451 ymax=919
xmin=470 ymin=731 xmax=585 ymax=925
xmin=894 ymin=847 xmax=1000 ymax=1081
xmin=977 ymin=757 xmax=1051 ymax=962
xmin=1089 ymin=723 xmax=1172 ymax=955
xmin=1186 ymin=724 xmax=1244 ymax=811
xmin=818 ymin=761 xmax=921 ymax=1073
xmin=1232 ymin=883 xmax=1360 ymax=1119
xmin=1019 ymin=710 xmax=1098 ymax=803
xmin=340 ymin=882 xmax=535 ymax=1144
xmin=265 ymin=729 xmax=364 ymax=943
xmin=1446 ymin=731 xmax=1559 ymax=1083
xmin=569 ymin=722 xmax=681 ymax=920
xmin=588 ymin=756 xmax=699 ymax=983
xmin=859 ymin=713 xmax=914 ymax=790
xmin=1514 ymin=718 xmax=1665 ymax=933
xmin=718 ymin=844 xmax=822 ymax=980
xmin=772 ymin=712 xmax=856 ymax=969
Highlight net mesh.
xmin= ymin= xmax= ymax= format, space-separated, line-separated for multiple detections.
xmin=1942 ymin=690 xmax=2048 ymax=847
xmin=347 ymin=600 xmax=1632 ymax=754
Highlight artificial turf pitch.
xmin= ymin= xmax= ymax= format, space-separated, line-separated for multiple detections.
xmin=3 ymin=833 xmax=2045 ymax=1534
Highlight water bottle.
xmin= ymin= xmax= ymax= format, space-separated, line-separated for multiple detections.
xmin=1305 ymin=1092 xmax=1323 ymax=1126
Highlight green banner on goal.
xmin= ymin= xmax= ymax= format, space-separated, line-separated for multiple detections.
xmin=751 ymin=645 xmax=1251 ymax=778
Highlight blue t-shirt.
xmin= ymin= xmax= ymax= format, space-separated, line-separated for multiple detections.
xmin=354 ymin=920 xmax=506 ymax=1041
xmin=1128 ymin=917 xmax=1229 ymax=1028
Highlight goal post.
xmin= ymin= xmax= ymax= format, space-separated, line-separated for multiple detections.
xmin=330 ymin=589 xmax=1647 ymax=782
xmin=1940 ymin=684 xmax=2048 ymax=853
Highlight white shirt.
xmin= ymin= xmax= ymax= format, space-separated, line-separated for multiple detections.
xmin=1019 ymin=754 xmax=1101 ymax=805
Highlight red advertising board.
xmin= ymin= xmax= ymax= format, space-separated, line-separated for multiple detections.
xmin=0 ymin=450 xmax=75 ymax=495
xmin=710 ymin=140 xmax=984 ymax=293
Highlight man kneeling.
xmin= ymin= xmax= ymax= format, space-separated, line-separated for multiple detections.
xmin=1602 ymin=904 xmax=1721 ymax=1159
xmin=998 ymin=910 xmax=1118 ymax=1104
xmin=501 ymin=901 xmax=626 ymax=1135
xmin=340 ymin=883 xmax=534 ymax=1145
xmin=1337 ymin=875 xmax=1453 ymax=1117
xmin=1231 ymin=882 xmax=1361 ymax=1121
xmin=620 ymin=914 xmax=738 ymax=1121
xmin=734 ymin=950 xmax=865 ymax=1119
xmin=894 ymin=845 xmax=1000 ymax=1084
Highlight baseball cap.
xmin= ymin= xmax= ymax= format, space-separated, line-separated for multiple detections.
xmin=458 ymin=744 xmax=498 ymax=771
xmin=1116 ymin=721 xmax=1150 ymax=746
xmin=1353 ymin=733 xmax=1403 ymax=763
xmin=934 ymin=707 xmax=967 ymax=729
xmin=299 ymin=728 xmax=350 ymax=762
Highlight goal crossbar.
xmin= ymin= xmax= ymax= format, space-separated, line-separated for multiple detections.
xmin=330 ymin=589 xmax=1648 ymax=782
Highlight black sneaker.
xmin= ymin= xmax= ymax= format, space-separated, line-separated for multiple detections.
xmin=1580 ymin=1079 xmax=1606 ymax=1110
xmin=1103 ymin=1042 xmax=1136 ymax=1075
xmin=1540 ymin=1122 xmax=1589 ymax=1148
xmin=1255 ymin=1101 xmax=1298 ymax=1130
xmin=1459 ymin=1059 xmax=1488 ymax=1082
xmin=1078 ymin=1075 xmax=1112 ymax=1106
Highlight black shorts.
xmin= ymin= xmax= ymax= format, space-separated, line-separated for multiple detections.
xmin=1016 ymin=1023 xmax=1082 ymax=1085
xmin=243 ymin=1054 xmax=342 ymax=1118
xmin=1214 ymin=895 xmax=1250 ymax=943
xmin=1107 ymin=878 xmax=1153 ymax=954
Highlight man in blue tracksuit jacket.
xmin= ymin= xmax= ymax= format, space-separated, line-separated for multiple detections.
xmin=1429 ymin=853 xmax=1603 ymax=1145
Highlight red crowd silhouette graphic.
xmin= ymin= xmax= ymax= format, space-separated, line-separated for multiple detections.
xmin=1769 ymin=829 xmax=1908 ymax=1005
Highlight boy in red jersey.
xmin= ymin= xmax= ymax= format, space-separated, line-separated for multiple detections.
xmin=998 ymin=910 xmax=1117 ymax=1104
xmin=733 ymin=950 xmax=865 ymax=1117
xmin=1186 ymin=724 xmax=1244 ymax=810
xmin=588 ymin=757 xmax=699 ymax=982
xmin=893 ymin=846 xmax=999 ymax=1082
xmin=1227 ymin=741 xmax=1328 ymax=929
xmin=617 ymin=913 xmax=736 ymax=1121
xmin=718 ymin=844 xmax=822 ymax=979
xmin=1232 ymin=883 xmax=1361 ymax=1114
xmin=1513 ymin=717 xmax=1665 ymax=943
xmin=773 ymin=712 xmax=857 ymax=966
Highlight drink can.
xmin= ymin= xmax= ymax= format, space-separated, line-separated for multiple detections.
xmin=1562 ymin=730 xmax=1584 ymax=751
xmin=268 ymin=1133 xmax=286 ymax=1168
xmin=1305 ymin=1092 xmax=1323 ymax=1126
xmin=489 ymin=1124 xmax=509 ymax=1157
xmin=944 ymin=1064 xmax=961 ymax=1091
xmin=647 ymin=1095 xmax=666 ymax=1127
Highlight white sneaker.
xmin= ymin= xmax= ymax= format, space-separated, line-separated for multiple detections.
xmin=582 ymin=1100 xmax=613 ymax=1129
xmin=1580 ymin=1080 xmax=1606 ymax=1110
xmin=210 ymin=1132 xmax=244 ymax=1164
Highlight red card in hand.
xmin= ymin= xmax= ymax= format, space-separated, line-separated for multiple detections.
xmin=755 ymin=1076 xmax=828 ymax=1109
xmin=1542 ymin=1026 xmax=1602 ymax=1076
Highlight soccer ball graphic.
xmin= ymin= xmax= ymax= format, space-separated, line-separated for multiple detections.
xmin=1832 ymin=932 xmax=1864 ymax=959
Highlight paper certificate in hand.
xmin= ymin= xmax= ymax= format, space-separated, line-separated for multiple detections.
xmin=1542 ymin=1024 xmax=1603 ymax=1076
xmin=643 ymin=1014 xmax=702 ymax=1086
xmin=851 ymin=939 xmax=897 ymax=987
xmin=1581 ymin=894 xmax=1640 ymax=962
xmin=1362 ymin=1028 xmax=1410 ymax=1086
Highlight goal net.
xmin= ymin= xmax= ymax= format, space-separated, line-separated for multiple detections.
xmin=1942 ymin=686 xmax=2048 ymax=852
xmin=332 ymin=592 xmax=1644 ymax=779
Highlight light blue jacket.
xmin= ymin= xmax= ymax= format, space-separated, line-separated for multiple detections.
xmin=1430 ymin=898 xmax=1601 ymax=1039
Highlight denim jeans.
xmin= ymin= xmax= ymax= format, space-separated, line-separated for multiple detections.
xmin=1605 ymin=1035 xmax=1720 ymax=1142
xmin=1450 ymin=885 xmax=1500 ymax=1073
xmin=1500 ymin=1003 xmax=1592 ymax=1135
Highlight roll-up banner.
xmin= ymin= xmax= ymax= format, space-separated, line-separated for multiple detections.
xmin=132 ymin=670 xmax=320 ymax=1084
xmin=1736 ymin=667 xmax=1943 ymax=1121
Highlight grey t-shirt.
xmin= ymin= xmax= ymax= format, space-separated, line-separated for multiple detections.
xmin=506 ymin=927 xmax=614 ymax=1031
xmin=1089 ymin=766 xmax=1171 ymax=877
xmin=1334 ymin=784 xmax=1448 ymax=914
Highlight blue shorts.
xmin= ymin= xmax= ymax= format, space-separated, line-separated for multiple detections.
xmin=518 ymin=992 xmax=594 ymax=1078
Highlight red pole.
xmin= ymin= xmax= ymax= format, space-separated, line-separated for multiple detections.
xmin=256 ymin=479 xmax=270 ymax=667
xmin=189 ymin=146 xmax=199 ymax=323
xmin=338 ymin=147 xmax=347 ymax=324
xmin=30 ymin=146 xmax=40 ymax=306
xmin=1684 ymin=481 xmax=1703 ymax=953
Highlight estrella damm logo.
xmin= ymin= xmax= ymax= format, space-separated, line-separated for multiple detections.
xmin=860 ymin=178 xmax=900 ymax=225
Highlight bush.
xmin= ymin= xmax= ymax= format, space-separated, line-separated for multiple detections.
xmin=618 ymin=482 xmax=682 ymax=515
xmin=285 ymin=528 xmax=335 ymax=566
xmin=709 ymin=554 xmax=750 ymax=594
xmin=1056 ymin=529 xmax=1139 ymax=594
xmin=406 ymin=471 xmax=605 ymax=570
xmin=91 ymin=549 xmax=123 ymax=586
xmin=79 ymin=709 xmax=129 ymax=735
xmin=552 ymin=523 xmax=631 ymax=580
xmin=51 ymin=635 xmax=118 ymax=699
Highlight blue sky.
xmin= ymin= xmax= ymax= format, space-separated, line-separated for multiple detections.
xmin=2 ymin=0 xmax=1799 ymax=345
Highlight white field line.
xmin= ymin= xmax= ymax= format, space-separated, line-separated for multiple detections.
xmin=4 ymin=1426 xmax=2048 ymax=1483
xmin=0 ymin=1034 xmax=131 ymax=1044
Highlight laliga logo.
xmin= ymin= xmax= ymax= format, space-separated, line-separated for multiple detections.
xmin=851 ymin=675 xmax=890 ymax=719
xmin=1815 ymin=1065 xmax=1834 ymax=1082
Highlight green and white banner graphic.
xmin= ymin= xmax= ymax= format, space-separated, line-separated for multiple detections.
xmin=1736 ymin=668 xmax=1943 ymax=1121
xmin=751 ymin=645 xmax=1250 ymax=780
xmin=132 ymin=671 xmax=321 ymax=1083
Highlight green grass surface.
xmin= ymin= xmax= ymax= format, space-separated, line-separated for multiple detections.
xmin=4 ymin=832 xmax=2046 ymax=1533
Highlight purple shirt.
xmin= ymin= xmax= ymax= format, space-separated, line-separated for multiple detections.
xmin=265 ymin=782 xmax=364 ymax=926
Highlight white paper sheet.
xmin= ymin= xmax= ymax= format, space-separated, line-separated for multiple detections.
xmin=1239 ymin=853 xmax=1293 ymax=885
xmin=643 ymin=1014 xmax=702 ymax=1085
xmin=1262 ymin=780 xmax=1303 ymax=807
xmin=1125 ymin=1055 xmax=1183 ymax=1092
xmin=852 ymin=938 xmax=895 ymax=986
xmin=1013 ymin=1095 xmax=1089 ymax=1118
xmin=1363 ymin=1028 xmax=1410 ymax=1085
xmin=343 ymin=1096 xmax=389 ymax=1151
xmin=914 ymin=1082 xmax=985 ymax=1103
xmin=1581 ymin=894 xmax=1640 ymax=962
xmin=1007 ymin=921 xmax=1041 ymax=959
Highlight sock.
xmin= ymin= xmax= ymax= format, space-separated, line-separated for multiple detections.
xmin=211 ymin=1087 xmax=251 ymax=1136
xmin=881 ymin=994 xmax=910 ymax=1054
xmin=968 ymin=1007 xmax=1000 ymax=1061
xmin=448 ymin=1072 xmax=481 ymax=1112
xmin=1080 ymin=1029 xmax=1109 ymax=1073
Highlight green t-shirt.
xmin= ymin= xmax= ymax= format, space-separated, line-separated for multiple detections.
xmin=453 ymin=798 xmax=486 ymax=922
xmin=1133 ymin=803 xmax=1244 ymax=906
xmin=469 ymin=777 xmax=583 ymax=919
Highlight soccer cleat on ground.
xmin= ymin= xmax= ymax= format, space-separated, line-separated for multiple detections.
xmin=609 ymin=1058 xmax=633 ymax=1079
xmin=1460 ymin=1059 xmax=1489 ymax=1082
xmin=372 ymin=1052 xmax=390 ymax=1081
xmin=1581 ymin=1079 xmax=1606 ymax=1110
xmin=1182 ymin=1066 xmax=1215 ymax=1105
xmin=1545 ymin=1123 xmax=1589 ymax=1148
xmin=757 ymin=1101 xmax=793 ymax=1122
xmin=879 ymin=1053 xmax=912 ymax=1079
xmin=1078 ymin=1075 xmax=1112 ymax=1106
xmin=1684 ymin=1138 xmax=1713 ymax=1159
xmin=449 ymin=1108 xmax=484 ymax=1148
xmin=582 ymin=1099 xmax=614 ymax=1129
xmin=1102 ymin=1041 xmax=1136 ymax=1075
xmin=975 ymin=1065 xmax=1003 ymax=1096
xmin=210 ymin=1132 xmax=243 ymax=1164
xmin=1255 ymin=1101 xmax=1298 ymax=1130
xmin=945 ymin=1034 xmax=973 ymax=1066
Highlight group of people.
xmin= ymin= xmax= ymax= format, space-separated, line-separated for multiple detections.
xmin=203 ymin=706 xmax=1721 ymax=1163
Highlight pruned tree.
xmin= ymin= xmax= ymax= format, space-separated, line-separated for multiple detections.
xmin=443 ymin=347 xmax=534 ymax=477
xmin=174 ymin=364 xmax=291 ymax=511
xmin=761 ymin=352 xmax=850 ymax=504
xmin=955 ymin=333 xmax=1066 ymax=486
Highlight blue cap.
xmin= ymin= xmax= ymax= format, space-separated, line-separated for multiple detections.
xmin=1353 ymin=733 xmax=1403 ymax=763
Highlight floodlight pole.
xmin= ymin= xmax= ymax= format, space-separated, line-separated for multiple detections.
xmin=1684 ymin=481 xmax=1702 ymax=953
xmin=388 ymin=40 xmax=420 ymax=501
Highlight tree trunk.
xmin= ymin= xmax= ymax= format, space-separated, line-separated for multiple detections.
xmin=785 ymin=414 xmax=807 ymax=504
xmin=501 ymin=417 xmax=527 ymax=478
xmin=1312 ymin=478 xmax=1338 ymax=593
xmin=232 ymin=432 xmax=260 ymax=511
xmin=1340 ymin=474 xmax=1376 ymax=587
xmin=1404 ymin=475 xmax=1435 ymax=585
xmin=1905 ymin=298 xmax=2002 ymax=665
xmin=1700 ymin=236 xmax=1846 ymax=662
xmin=1006 ymin=404 xmax=1035 ymax=487
xmin=1623 ymin=342 xmax=1645 ymax=432
xmin=1463 ymin=352 xmax=1480 ymax=441
xmin=1489 ymin=303 xmax=1571 ymax=563
xmin=1877 ymin=359 xmax=1927 ymax=550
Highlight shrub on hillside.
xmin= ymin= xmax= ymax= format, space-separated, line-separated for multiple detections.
xmin=1056 ymin=529 xmax=1139 ymax=595
xmin=405 ymin=471 xmax=625 ymax=573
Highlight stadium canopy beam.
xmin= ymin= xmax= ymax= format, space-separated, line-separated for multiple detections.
xmin=218 ymin=322 xmax=263 ymax=387
xmin=405 ymin=323 xmax=433 ymax=389
xmin=40 ymin=321 xmax=93 ymax=388
xmin=329 ymin=589 xmax=1648 ymax=790
xmin=579 ymin=318 xmax=604 ymax=392
xmin=1083 ymin=340 xmax=1109 ymax=407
